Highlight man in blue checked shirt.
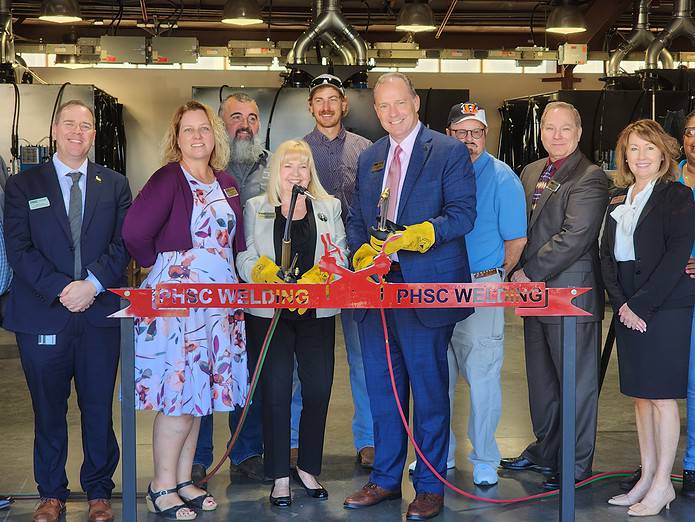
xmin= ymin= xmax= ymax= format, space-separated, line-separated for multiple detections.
xmin=291 ymin=74 xmax=375 ymax=468
xmin=0 ymin=215 xmax=11 ymax=295
xmin=0 ymin=176 xmax=11 ymax=296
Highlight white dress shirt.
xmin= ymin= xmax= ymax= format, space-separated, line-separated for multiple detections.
xmin=611 ymin=180 xmax=656 ymax=262
xmin=380 ymin=122 xmax=422 ymax=262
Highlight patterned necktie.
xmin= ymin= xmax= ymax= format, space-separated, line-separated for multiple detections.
xmin=386 ymin=145 xmax=402 ymax=221
xmin=68 ymin=172 xmax=83 ymax=279
xmin=531 ymin=163 xmax=554 ymax=210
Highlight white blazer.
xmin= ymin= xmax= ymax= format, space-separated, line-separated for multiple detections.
xmin=236 ymin=194 xmax=348 ymax=318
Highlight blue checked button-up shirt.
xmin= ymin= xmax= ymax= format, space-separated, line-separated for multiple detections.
xmin=0 ymin=212 xmax=12 ymax=295
xmin=304 ymin=126 xmax=371 ymax=223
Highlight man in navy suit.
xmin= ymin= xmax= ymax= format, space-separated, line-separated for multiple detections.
xmin=3 ymin=100 xmax=131 ymax=522
xmin=344 ymin=73 xmax=476 ymax=520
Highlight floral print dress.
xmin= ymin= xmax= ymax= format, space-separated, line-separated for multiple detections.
xmin=134 ymin=169 xmax=248 ymax=416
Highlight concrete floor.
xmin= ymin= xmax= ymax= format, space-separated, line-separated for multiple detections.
xmin=1 ymin=310 xmax=693 ymax=521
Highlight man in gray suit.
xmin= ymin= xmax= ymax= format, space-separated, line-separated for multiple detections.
xmin=500 ymin=101 xmax=609 ymax=489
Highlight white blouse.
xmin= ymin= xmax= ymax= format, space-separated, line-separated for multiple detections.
xmin=610 ymin=180 xmax=656 ymax=262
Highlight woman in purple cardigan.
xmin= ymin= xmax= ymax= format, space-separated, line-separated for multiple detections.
xmin=122 ymin=101 xmax=248 ymax=520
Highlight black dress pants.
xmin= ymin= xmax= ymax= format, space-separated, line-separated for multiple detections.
xmin=246 ymin=314 xmax=335 ymax=479
xmin=521 ymin=317 xmax=600 ymax=479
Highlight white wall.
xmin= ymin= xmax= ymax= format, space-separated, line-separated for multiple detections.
xmin=28 ymin=67 xmax=604 ymax=192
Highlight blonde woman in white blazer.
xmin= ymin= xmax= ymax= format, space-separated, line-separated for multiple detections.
xmin=236 ymin=139 xmax=348 ymax=508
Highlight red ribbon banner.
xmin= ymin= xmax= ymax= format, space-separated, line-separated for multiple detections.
xmin=109 ymin=235 xmax=590 ymax=319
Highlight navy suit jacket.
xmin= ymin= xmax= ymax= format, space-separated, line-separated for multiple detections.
xmin=3 ymin=160 xmax=132 ymax=334
xmin=346 ymin=124 xmax=477 ymax=328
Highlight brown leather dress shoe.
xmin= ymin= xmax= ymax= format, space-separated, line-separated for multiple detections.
xmin=357 ymin=447 xmax=375 ymax=469
xmin=406 ymin=492 xmax=444 ymax=520
xmin=33 ymin=498 xmax=65 ymax=522
xmin=343 ymin=482 xmax=402 ymax=509
xmin=88 ymin=499 xmax=113 ymax=522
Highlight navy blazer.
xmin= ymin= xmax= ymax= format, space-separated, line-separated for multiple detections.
xmin=3 ymin=160 xmax=132 ymax=333
xmin=346 ymin=124 xmax=477 ymax=328
xmin=600 ymin=180 xmax=695 ymax=322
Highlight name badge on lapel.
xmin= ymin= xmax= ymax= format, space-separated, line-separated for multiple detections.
xmin=610 ymin=195 xmax=626 ymax=205
xmin=29 ymin=197 xmax=50 ymax=210
xmin=546 ymin=180 xmax=561 ymax=193
xmin=224 ymin=187 xmax=239 ymax=198
xmin=257 ymin=211 xmax=275 ymax=219
xmin=371 ymin=161 xmax=385 ymax=172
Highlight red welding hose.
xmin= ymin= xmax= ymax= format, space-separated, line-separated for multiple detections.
xmin=377 ymin=306 xmax=671 ymax=504
xmin=197 ymin=310 xmax=280 ymax=485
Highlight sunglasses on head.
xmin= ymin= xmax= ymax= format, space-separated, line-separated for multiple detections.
xmin=310 ymin=76 xmax=343 ymax=91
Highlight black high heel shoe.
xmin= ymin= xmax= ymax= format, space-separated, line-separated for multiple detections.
xmin=291 ymin=469 xmax=328 ymax=499
xmin=146 ymin=484 xmax=197 ymax=520
xmin=269 ymin=481 xmax=292 ymax=507
xmin=176 ymin=481 xmax=216 ymax=511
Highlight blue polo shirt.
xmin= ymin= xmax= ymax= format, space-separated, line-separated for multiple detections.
xmin=465 ymin=151 xmax=527 ymax=272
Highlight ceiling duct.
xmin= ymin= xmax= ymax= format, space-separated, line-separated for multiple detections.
xmin=1 ymin=0 xmax=15 ymax=65
xmin=608 ymin=0 xmax=673 ymax=76
xmin=291 ymin=0 xmax=367 ymax=66
xmin=645 ymin=0 xmax=695 ymax=69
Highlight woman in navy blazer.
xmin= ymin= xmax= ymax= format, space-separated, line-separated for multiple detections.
xmin=123 ymin=101 xmax=247 ymax=520
xmin=600 ymin=119 xmax=695 ymax=516
xmin=236 ymin=139 xmax=347 ymax=507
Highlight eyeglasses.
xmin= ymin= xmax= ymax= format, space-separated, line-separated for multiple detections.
xmin=452 ymin=128 xmax=485 ymax=139
xmin=685 ymin=127 xmax=695 ymax=138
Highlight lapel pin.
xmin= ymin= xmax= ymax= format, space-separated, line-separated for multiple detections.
xmin=318 ymin=212 xmax=328 ymax=222
xmin=95 ymin=175 xmax=103 ymax=183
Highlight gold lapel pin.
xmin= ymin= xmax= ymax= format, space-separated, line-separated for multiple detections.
xmin=95 ymin=175 xmax=102 ymax=183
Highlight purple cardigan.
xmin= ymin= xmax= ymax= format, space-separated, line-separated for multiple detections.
xmin=123 ymin=162 xmax=246 ymax=267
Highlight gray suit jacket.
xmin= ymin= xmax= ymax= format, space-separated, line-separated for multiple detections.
xmin=518 ymin=148 xmax=609 ymax=324
xmin=236 ymin=195 xmax=348 ymax=318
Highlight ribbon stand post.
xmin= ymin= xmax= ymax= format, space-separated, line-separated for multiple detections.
xmin=120 ymin=303 xmax=137 ymax=522
xmin=561 ymin=315 xmax=577 ymax=522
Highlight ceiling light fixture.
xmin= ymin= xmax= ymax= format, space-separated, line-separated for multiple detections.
xmin=221 ymin=0 xmax=263 ymax=26
xmin=396 ymin=0 xmax=436 ymax=33
xmin=546 ymin=0 xmax=587 ymax=35
xmin=39 ymin=0 xmax=83 ymax=24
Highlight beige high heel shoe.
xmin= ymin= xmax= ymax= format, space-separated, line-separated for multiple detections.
xmin=607 ymin=492 xmax=644 ymax=507
xmin=627 ymin=487 xmax=676 ymax=517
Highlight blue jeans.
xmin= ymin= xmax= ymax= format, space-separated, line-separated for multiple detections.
xmin=290 ymin=310 xmax=374 ymax=450
xmin=684 ymin=309 xmax=695 ymax=470
xmin=193 ymin=325 xmax=265 ymax=468
xmin=193 ymin=396 xmax=264 ymax=468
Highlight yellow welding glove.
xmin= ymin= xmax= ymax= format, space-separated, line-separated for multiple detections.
xmin=298 ymin=264 xmax=331 ymax=285
xmin=250 ymin=255 xmax=284 ymax=284
xmin=352 ymin=243 xmax=379 ymax=271
xmin=371 ymin=221 xmax=435 ymax=255
xmin=290 ymin=265 xmax=332 ymax=315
